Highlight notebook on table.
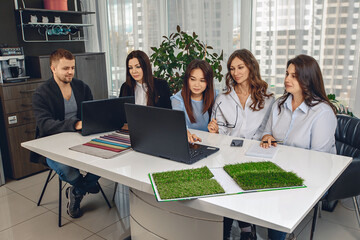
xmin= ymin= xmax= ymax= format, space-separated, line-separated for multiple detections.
xmin=124 ymin=103 xmax=219 ymax=164
xmin=245 ymin=143 xmax=279 ymax=159
xmin=81 ymin=96 xmax=135 ymax=136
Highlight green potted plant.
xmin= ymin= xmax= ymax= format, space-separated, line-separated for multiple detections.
xmin=327 ymin=93 xmax=355 ymax=117
xmin=150 ymin=25 xmax=224 ymax=94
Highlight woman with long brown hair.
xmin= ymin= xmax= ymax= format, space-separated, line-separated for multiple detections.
xmin=208 ymin=49 xmax=274 ymax=240
xmin=171 ymin=59 xmax=216 ymax=142
xmin=261 ymin=54 xmax=337 ymax=153
xmin=208 ymin=49 xmax=274 ymax=140
xmin=119 ymin=50 xmax=171 ymax=109
xmin=259 ymin=54 xmax=337 ymax=240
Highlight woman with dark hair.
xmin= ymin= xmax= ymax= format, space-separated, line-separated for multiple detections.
xmin=171 ymin=59 xmax=216 ymax=143
xmin=261 ymin=54 xmax=337 ymax=152
xmin=209 ymin=49 xmax=274 ymax=240
xmin=208 ymin=49 xmax=274 ymax=139
xmin=119 ymin=50 xmax=171 ymax=108
xmin=260 ymin=54 xmax=337 ymax=240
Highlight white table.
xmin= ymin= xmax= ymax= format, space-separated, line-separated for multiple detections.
xmin=21 ymin=130 xmax=352 ymax=239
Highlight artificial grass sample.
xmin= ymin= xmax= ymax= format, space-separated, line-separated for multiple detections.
xmin=223 ymin=161 xmax=304 ymax=190
xmin=156 ymin=179 xmax=225 ymax=200
xmin=224 ymin=161 xmax=284 ymax=178
xmin=234 ymin=171 xmax=304 ymax=190
xmin=152 ymin=166 xmax=213 ymax=184
xmin=152 ymin=166 xmax=225 ymax=200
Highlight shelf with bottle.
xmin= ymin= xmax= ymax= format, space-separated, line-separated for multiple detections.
xmin=16 ymin=7 xmax=95 ymax=42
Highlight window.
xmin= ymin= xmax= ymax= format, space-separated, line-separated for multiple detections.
xmin=104 ymin=0 xmax=360 ymax=114
xmin=277 ymin=39 xmax=286 ymax=45
xmin=326 ymin=28 xmax=335 ymax=34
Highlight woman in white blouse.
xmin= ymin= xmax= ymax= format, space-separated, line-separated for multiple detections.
xmin=208 ymin=49 xmax=274 ymax=140
xmin=210 ymin=49 xmax=274 ymax=240
xmin=261 ymin=54 xmax=337 ymax=154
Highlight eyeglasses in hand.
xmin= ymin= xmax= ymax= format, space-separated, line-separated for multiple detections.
xmin=213 ymin=102 xmax=238 ymax=128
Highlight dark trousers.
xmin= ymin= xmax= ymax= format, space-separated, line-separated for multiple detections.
xmin=223 ymin=217 xmax=286 ymax=240
xmin=223 ymin=217 xmax=252 ymax=239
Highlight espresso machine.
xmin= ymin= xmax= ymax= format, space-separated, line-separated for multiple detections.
xmin=0 ymin=47 xmax=29 ymax=83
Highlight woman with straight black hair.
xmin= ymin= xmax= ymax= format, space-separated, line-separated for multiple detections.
xmin=119 ymin=50 xmax=171 ymax=109
xmin=171 ymin=59 xmax=216 ymax=143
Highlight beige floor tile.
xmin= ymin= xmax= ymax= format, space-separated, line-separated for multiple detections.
xmin=0 ymin=186 xmax=14 ymax=198
xmin=230 ymin=208 xmax=313 ymax=240
xmin=297 ymin=216 xmax=360 ymax=240
xmin=52 ymin=187 xmax=120 ymax=233
xmin=17 ymin=175 xmax=68 ymax=210
xmin=320 ymin=199 xmax=360 ymax=229
xmin=85 ymin=234 xmax=107 ymax=240
xmin=0 ymin=211 xmax=91 ymax=240
xmin=4 ymin=171 xmax=49 ymax=192
xmin=0 ymin=192 xmax=48 ymax=231
xmin=96 ymin=217 xmax=131 ymax=240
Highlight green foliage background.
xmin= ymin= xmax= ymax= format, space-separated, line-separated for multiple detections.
xmin=150 ymin=25 xmax=224 ymax=94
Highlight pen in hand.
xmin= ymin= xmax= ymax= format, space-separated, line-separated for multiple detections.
xmin=261 ymin=140 xmax=283 ymax=144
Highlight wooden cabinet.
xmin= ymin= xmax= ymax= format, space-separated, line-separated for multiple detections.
xmin=0 ymin=52 xmax=108 ymax=179
xmin=0 ymin=79 xmax=46 ymax=179
xmin=26 ymin=52 xmax=108 ymax=99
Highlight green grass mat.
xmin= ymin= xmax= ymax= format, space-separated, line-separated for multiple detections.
xmin=152 ymin=166 xmax=213 ymax=184
xmin=224 ymin=161 xmax=284 ymax=178
xmin=224 ymin=161 xmax=304 ymax=190
xmin=234 ymin=171 xmax=304 ymax=190
xmin=151 ymin=166 xmax=225 ymax=200
xmin=156 ymin=179 xmax=225 ymax=200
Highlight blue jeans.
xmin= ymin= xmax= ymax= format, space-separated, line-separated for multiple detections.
xmin=268 ymin=228 xmax=286 ymax=240
xmin=46 ymin=158 xmax=100 ymax=195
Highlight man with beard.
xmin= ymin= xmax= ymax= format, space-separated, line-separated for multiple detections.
xmin=32 ymin=48 xmax=100 ymax=218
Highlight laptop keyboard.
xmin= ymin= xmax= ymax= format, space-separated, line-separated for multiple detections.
xmin=189 ymin=144 xmax=204 ymax=159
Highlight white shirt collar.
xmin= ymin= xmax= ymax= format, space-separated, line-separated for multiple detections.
xmin=284 ymin=94 xmax=309 ymax=113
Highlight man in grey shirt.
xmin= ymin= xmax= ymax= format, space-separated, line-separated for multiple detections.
xmin=32 ymin=48 xmax=99 ymax=218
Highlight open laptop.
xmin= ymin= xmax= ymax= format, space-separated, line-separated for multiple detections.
xmin=81 ymin=96 xmax=135 ymax=136
xmin=124 ymin=103 xmax=219 ymax=164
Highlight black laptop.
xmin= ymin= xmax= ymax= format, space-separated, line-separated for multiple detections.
xmin=81 ymin=96 xmax=135 ymax=136
xmin=124 ymin=103 xmax=219 ymax=164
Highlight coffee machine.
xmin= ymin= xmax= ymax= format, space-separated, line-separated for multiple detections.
xmin=0 ymin=47 xmax=29 ymax=83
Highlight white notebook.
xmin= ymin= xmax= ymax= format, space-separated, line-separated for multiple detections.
xmin=245 ymin=143 xmax=279 ymax=159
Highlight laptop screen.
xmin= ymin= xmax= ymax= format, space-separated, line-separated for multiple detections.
xmin=124 ymin=103 xmax=192 ymax=163
xmin=81 ymin=96 xmax=135 ymax=136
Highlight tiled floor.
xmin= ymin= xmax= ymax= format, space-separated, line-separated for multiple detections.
xmin=0 ymin=171 xmax=360 ymax=240
xmin=0 ymin=171 xmax=130 ymax=240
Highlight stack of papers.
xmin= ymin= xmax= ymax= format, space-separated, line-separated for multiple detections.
xmin=245 ymin=143 xmax=279 ymax=159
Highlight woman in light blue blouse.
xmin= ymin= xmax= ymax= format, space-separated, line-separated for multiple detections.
xmin=261 ymin=54 xmax=337 ymax=156
xmin=171 ymin=59 xmax=215 ymax=143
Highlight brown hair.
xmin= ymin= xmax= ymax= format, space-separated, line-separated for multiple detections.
xmin=181 ymin=59 xmax=215 ymax=123
xmin=50 ymin=48 xmax=74 ymax=66
xmin=278 ymin=54 xmax=336 ymax=114
xmin=124 ymin=50 xmax=156 ymax=106
xmin=225 ymin=49 xmax=273 ymax=111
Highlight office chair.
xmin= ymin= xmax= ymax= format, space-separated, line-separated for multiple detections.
xmin=310 ymin=114 xmax=360 ymax=240
xmin=37 ymin=169 xmax=112 ymax=227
